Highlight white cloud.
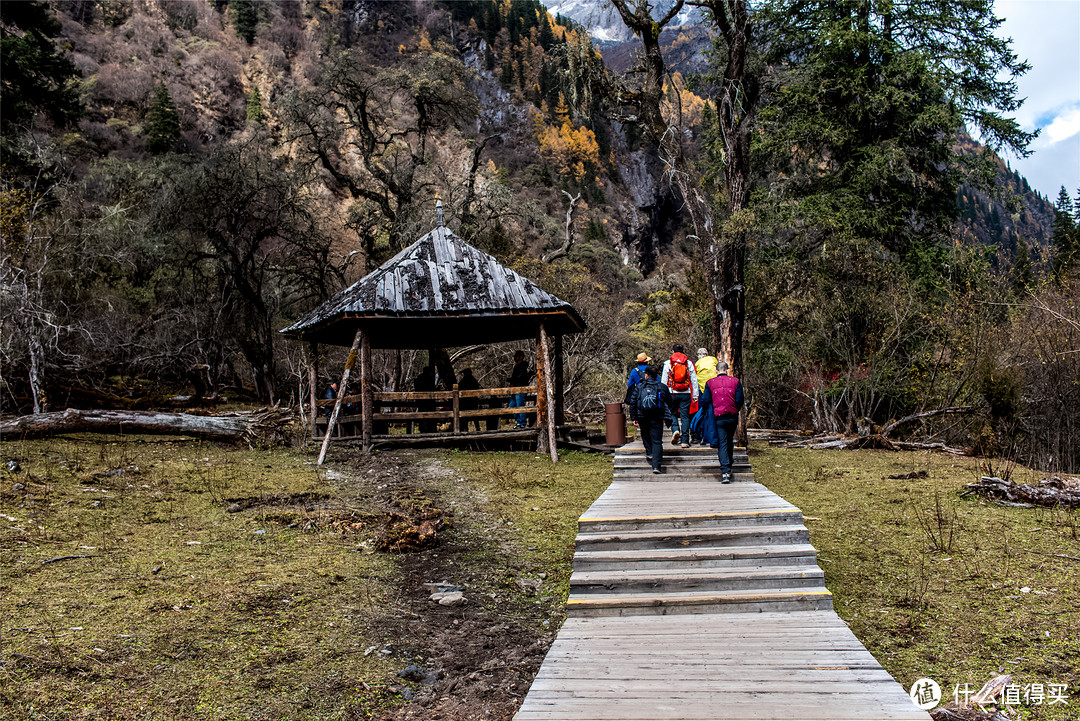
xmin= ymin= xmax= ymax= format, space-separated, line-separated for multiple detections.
xmin=995 ymin=0 xmax=1080 ymax=197
xmin=1043 ymin=107 xmax=1080 ymax=144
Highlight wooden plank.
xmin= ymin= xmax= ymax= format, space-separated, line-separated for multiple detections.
xmin=539 ymin=322 xmax=557 ymax=462
xmin=370 ymin=428 xmax=539 ymax=444
xmin=360 ymin=332 xmax=372 ymax=450
xmin=308 ymin=342 xmax=317 ymax=437
xmin=372 ymin=406 xmax=536 ymax=421
xmin=536 ymin=326 xmax=549 ymax=456
xmin=371 ymin=385 xmax=537 ymax=402
xmin=510 ymin=441 xmax=929 ymax=721
xmin=317 ymin=329 xmax=361 ymax=466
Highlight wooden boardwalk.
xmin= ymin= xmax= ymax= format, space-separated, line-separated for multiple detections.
xmin=514 ymin=440 xmax=929 ymax=721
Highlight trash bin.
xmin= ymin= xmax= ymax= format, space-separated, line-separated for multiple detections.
xmin=605 ymin=402 xmax=626 ymax=446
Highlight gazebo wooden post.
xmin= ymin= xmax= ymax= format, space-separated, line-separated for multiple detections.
xmin=452 ymin=384 xmax=460 ymax=435
xmin=360 ymin=333 xmax=373 ymax=452
xmin=554 ymin=335 xmax=564 ymax=427
xmin=537 ymin=323 xmax=558 ymax=463
xmin=318 ymin=330 xmax=362 ymax=466
xmin=308 ymin=341 xmax=319 ymax=439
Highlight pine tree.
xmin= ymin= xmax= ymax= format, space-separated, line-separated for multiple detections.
xmin=1052 ymin=185 xmax=1078 ymax=280
xmin=0 ymin=0 xmax=81 ymax=129
xmin=230 ymin=0 xmax=257 ymax=44
xmin=144 ymin=84 xmax=181 ymax=154
xmin=1011 ymin=236 xmax=1034 ymax=292
xmin=246 ymin=87 xmax=264 ymax=123
xmin=539 ymin=12 xmax=554 ymax=49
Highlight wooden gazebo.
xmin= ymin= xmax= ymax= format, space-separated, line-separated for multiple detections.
xmin=281 ymin=221 xmax=586 ymax=460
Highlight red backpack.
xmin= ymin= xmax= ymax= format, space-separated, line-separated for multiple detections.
xmin=668 ymin=353 xmax=691 ymax=392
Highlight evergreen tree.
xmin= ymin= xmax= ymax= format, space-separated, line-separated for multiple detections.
xmin=0 ymin=0 xmax=81 ymax=129
xmin=230 ymin=0 xmax=257 ymax=44
xmin=1010 ymin=236 xmax=1034 ymax=293
xmin=144 ymin=84 xmax=181 ymax=154
xmin=1052 ymin=185 xmax=1078 ymax=280
xmin=539 ymin=12 xmax=554 ymax=49
xmin=246 ymin=87 xmax=264 ymax=123
xmin=755 ymin=0 xmax=1035 ymax=272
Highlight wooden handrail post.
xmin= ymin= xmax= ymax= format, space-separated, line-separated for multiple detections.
xmin=360 ymin=333 xmax=373 ymax=452
xmin=554 ymin=334 xmax=564 ymax=427
xmin=537 ymin=323 xmax=558 ymax=462
xmin=452 ymin=384 xmax=460 ymax=435
xmin=308 ymin=341 xmax=318 ymax=438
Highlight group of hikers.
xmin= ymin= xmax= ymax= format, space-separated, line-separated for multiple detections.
xmin=624 ymin=344 xmax=743 ymax=481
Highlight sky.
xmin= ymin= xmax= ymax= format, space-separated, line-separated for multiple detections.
xmin=995 ymin=0 xmax=1080 ymax=201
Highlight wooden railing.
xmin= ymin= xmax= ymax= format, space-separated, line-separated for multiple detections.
xmin=314 ymin=385 xmax=538 ymax=437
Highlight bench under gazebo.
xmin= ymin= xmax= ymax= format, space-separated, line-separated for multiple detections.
xmin=280 ymin=217 xmax=586 ymax=461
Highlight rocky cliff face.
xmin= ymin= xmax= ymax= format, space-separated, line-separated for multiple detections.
xmin=540 ymin=0 xmax=703 ymax=44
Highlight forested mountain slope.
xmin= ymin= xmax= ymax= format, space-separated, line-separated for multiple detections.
xmin=2 ymin=0 xmax=1077 ymax=471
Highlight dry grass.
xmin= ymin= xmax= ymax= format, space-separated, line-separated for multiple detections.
xmin=752 ymin=446 xmax=1080 ymax=719
xmin=4 ymin=434 xmax=1077 ymax=720
xmin=1 ymin=436 xmax=398 ymax=720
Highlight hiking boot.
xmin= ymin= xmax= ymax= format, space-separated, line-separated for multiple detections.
xmin=652 ymin=468 xmax=661 ymax=474
xmin=671 ymin=430 xmax=681 ymax=445
xmin=721 ymin=473 xmax=731 ymax=484
xmin=681 ymin=443 xmax=690 ymax=448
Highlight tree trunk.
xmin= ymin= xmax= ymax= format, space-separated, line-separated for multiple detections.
xmin=609 ymin=0 xmax=754 ymax=446
xmin=0 ymin=408 xmax=294 ymax=445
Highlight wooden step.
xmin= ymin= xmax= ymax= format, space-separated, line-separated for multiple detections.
xmin=612 ymin=471 xmax=756 ymax=482
xmin=615 ymin=443 xmax=747 ymax=455
xmin=570 ymin=564 xmax=825 ymax=595
xmin=575 ymin=524 xmax=810 ymax=552
xmin=578 ymin=509 xmax=804 ymax=533
xmin=615 ymin=462 xmax=753 ymax=474
xmin=565 ymin=587 xmax=834 ymax=617
xmin=573 ymin=543 xmax=819 ymax=571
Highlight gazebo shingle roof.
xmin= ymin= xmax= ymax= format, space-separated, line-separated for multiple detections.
xmin=281 ymin=225 xmax=585 ymax=348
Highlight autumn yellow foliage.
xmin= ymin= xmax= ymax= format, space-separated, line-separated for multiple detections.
xmin=533 ymin=106 xmax=602 ymax=184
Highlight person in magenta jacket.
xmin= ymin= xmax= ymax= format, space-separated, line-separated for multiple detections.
xmin=699 ymin=360 xmax=743 ymax=483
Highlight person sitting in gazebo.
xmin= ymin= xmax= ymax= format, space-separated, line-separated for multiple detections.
xmin=508 ymin=350 xmax=531 ymax=428
xmin=458 ymin=368 xmax=481 ymax=432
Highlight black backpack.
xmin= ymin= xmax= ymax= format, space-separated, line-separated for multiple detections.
xmin=637 ymin=380 xmax=662 ymax=415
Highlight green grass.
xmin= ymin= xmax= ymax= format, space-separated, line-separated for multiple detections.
xmin=445 ymin=450 xmax=613 ymax=605
xmin=1 ymin=438 xmax=614 ymax=720
xmin=4 ymin=435 xmax=1077 ymax=719
xmin=1 ymin=436 xmax=399 ymax=720
xmin=753 ymin=446 xmax=1080 ymax=719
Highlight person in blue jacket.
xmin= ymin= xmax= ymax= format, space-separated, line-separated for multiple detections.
xmin=628 ymin=365 xmax=675 ymax=474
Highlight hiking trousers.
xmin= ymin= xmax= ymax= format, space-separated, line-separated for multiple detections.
xmin=639 ymin=417 xmax=665 ymax=471
xmin=671 ymin=392 xmax=692 ymax=439
xmin=714 ymin=415 xmax=738 ymax=476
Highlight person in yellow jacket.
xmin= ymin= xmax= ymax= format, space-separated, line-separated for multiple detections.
xmin=695 ymin=348 xmax=719 ymax=385
xmin=691 ymin=349 xmax=719 ymax=445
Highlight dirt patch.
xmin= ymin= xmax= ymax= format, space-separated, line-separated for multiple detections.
xmin=331 ymin=449 xmax=560 ymax=721
xmin=225 ymin=491 xmax=331 ymax=512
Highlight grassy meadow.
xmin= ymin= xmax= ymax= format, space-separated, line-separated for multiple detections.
xmin=1 ymin=435 xmax=1077 ymax=719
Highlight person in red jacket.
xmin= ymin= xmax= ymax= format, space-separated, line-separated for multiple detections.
xmin=699 ymin=360 xmax=743 ymax=483
xmin=660 ymin=344 xmax=699 ymax=448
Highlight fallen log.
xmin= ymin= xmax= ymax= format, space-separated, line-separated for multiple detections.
xmin=962 ymin=475 xmax=1080 ymax=509
xmin=0 ymin=407 xmax=295 ymax=446
xmin=880 ymin=405 xmax=980 ymax=438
